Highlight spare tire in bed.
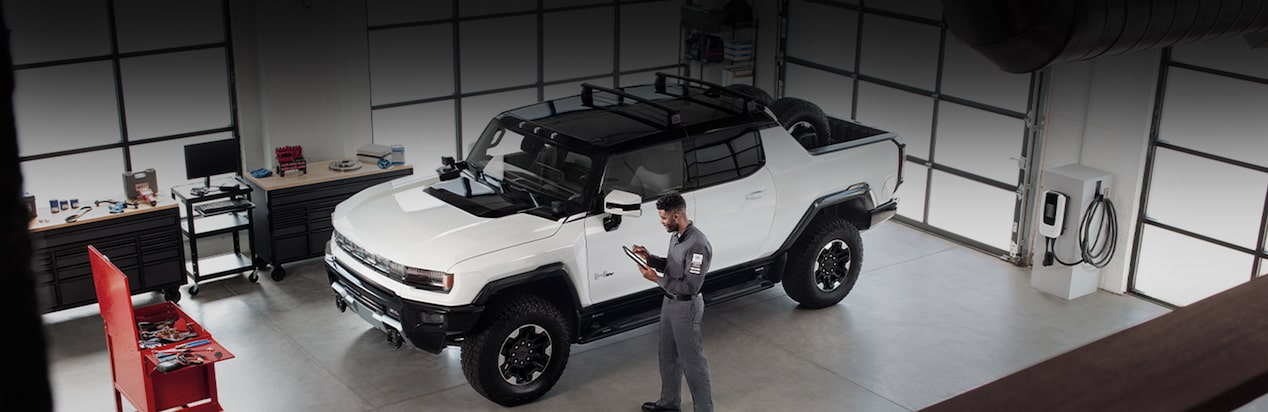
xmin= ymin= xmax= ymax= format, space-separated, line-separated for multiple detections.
xmin=725 ymin=84 xmax=773 ymax=107
xmin=770 ymin=97 xmax=830 ymax=149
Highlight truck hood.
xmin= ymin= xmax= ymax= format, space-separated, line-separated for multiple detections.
xmin=331 ymin=174 xmax=562 ymax=272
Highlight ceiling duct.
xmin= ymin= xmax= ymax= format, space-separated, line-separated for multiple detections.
xmin=943 ymin=0 xmax=1268 ymax=73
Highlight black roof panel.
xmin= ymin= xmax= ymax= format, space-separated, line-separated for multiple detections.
xmin=503 ymin=83 xmax=768 ymax=152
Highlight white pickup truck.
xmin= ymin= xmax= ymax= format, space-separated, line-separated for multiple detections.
xmin=325 ymin=73 xmax=904 ymax=406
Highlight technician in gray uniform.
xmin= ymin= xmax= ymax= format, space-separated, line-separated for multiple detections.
xmin=632 ymin=192 xmax=713 ymax=412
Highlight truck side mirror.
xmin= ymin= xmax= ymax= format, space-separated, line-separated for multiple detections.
xmin=604 ymin=190 xmax=642 ymax=217
xmin=603 ymin=190 xmax=641 ymax=232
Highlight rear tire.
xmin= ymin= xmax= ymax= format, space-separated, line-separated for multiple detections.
xmin=783 ymin=217 xmax=862 ymax=309
xmin=725 ymin=84 xmax=773 ymax=107
xmin=461 ymin=295 xmax=571 ymax=406
xmin=770 ymin=97 xmax=830 ymax=148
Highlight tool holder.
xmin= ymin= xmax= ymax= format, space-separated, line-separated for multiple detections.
xmin=90 ymin=245 xmax=235 ymax=411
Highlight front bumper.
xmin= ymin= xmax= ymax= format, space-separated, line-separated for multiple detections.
xmin=868 ymin=198 xmax=899 ymax=228
xmin=326 ymin=255 xmax=482 ymax=353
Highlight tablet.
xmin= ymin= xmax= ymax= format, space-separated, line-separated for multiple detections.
xmin=622 ymin=245 xmax=649 ymax=268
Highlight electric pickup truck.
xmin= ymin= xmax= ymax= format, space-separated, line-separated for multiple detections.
xmin=324 ymin=73 xmax=904 ymax=406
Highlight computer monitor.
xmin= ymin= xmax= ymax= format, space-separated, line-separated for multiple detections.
xmin=184 ymin=139 xmax=241 ymax=190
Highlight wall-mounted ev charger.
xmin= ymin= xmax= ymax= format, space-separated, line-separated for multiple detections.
xmin=1039 ymin=190 xmax=1068 ymax=239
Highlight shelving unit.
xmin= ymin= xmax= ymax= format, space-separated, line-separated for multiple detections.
xmin=681 ymin=2 xmax=757 ymax=86
xmin=171 ymin=176 xmax=262 ymax=296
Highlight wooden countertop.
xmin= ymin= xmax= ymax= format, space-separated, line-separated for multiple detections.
xmin=29 ymin=197 xmax=177 ymax=233
xmin=923 ymin=275 xmax=1268 ymax=411
xmin=244 ymin=159 xmax=415 ymax=191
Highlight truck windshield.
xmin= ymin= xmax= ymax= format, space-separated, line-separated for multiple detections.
xmin=465 ymin=120 xmax=593 ymax=212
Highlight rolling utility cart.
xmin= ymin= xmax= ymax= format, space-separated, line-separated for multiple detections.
xmin=90 ymin=245 xmax=235 ymax=412
xmin=171 ymin=176 xmax=263 ymax=296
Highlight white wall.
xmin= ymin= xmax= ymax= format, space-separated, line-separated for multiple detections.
xmin=1036 ymin=51 xmax=1161 ymax=293
xmin=230 ymin=0 xmax=373 ymax=169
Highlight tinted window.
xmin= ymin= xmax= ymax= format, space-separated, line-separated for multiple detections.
xmin=601 ymin=141 xmax=684 ymax=201
xmin=686 ymin=129 xmax=763 ymax=188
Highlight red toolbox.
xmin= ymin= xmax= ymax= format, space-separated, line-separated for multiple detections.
xmin=90 ymin=245 xmax=235 ymax=411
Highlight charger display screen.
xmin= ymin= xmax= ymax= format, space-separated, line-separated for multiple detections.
xmin=1043 ymin=193 xmax=1059 ymax=224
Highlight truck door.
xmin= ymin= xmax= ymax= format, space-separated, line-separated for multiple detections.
xmin=686 ymin=128 xmax=777 ymax=270
xmin=584 ymin=141 xmax=693 ymax=304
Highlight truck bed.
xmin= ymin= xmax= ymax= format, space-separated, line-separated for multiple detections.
xmin=801 ymin=116 xmax=898 ymax=155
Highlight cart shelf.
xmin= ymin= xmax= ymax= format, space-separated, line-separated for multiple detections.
xmin=180 ymin=212 xmax=251 ymax=237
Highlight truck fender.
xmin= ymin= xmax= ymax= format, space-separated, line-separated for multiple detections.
xmin=471 ymin=263 xmax=583 ymax=339
xmin=775 ymin=185 xmax=874 ymax=257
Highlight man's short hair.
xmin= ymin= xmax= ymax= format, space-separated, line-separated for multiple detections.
xmin=656 ymin=192 xmax=686 ymax=213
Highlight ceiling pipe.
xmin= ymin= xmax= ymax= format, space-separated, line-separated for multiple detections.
xmin=943 ymin=0 xmax=1268 ymax=73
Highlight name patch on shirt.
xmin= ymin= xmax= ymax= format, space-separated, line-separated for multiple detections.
xmin=689 ymin=253 xmax=704 ymax=275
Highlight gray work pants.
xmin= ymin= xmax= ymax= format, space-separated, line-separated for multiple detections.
xmin=657 ymin=295 xmax=712 ymax=412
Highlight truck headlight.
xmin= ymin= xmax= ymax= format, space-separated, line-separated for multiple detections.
xmin=390 ymin=262 xmax=453 ymax=292
xmin=335 ymin=231 xmax=453 ymax=293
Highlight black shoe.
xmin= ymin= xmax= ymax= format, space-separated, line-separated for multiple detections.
xmin=642 ymin=401 xmax=679 ymax=411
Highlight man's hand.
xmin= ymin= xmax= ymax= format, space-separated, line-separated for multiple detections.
xmin=632 ymin=244 xmax=650 ymax=261
xmin=638 ymin=264 xmax=658 ymax=283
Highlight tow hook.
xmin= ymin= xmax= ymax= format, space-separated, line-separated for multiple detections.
xmin=334 ymin=294 xmax=347 ymax=313
xmin=386 ymin=327 xmax=404 ymax=348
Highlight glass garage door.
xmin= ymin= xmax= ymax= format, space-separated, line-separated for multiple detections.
xmin=1130 ymin=40 xmax=1268 ymax=307
xmin=778 ymin=0 xmax=1041 ymax=260
xmin=10 ymin=0 xmax=239 ymax=209
xmin=365 ymin=0 xmax=686 ymax=164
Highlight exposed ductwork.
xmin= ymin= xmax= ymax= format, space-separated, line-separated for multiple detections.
xmin=943 ymin=0 xmax=1268 ymax=73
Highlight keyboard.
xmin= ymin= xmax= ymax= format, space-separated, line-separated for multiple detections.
xmin=194 ymin=198 xmax=252 ymax=215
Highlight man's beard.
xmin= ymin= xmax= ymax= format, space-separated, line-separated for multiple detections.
xmin=665 ymin=220 xmax=679 ymax=233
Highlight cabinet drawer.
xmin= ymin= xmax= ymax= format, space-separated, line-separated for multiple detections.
xmin=272 ymin=207 xmax=308 ymax=236
xmin=32 ymin=253 xmax=53 ymax=284
xmin=140 ymin=230 xmax=182 ymax=253
xmin=142 ymin=259 xmax=185 ymax=289
xmin=58 ymin=276 xmax=97 ymax=308
xmin=123 ymin=265 xmax=142 ymax=292
xmin=309 ymin=229 xmax=333 ymax=255
xmin=53 ymin=238 xmax=135 ymax=270
xmin=274 ymin=234 xmax=310 ymax=263
xmin=57 ymin=265 xmax=138 ymax=305
xmin=274 ymin=221 xmax=308 ymax=237
xmin=56 ymin=254 xmax=137 ymax=282
xmin=37 ymin=282 xmax=56 ymax=312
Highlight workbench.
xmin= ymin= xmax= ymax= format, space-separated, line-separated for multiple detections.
xmin=245 ymin=159 xmax=414 ymax=279
xmin=30 ymin=197 xmax=185 ymax=312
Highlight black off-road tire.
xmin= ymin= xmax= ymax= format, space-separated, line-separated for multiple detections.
xmin=783 ymin=217 xmax=862 ymax=309
xmin=460 ymin=295 xmax=571 ymax=406
xmin=770 ymin=97 xmax=831 ymax=148
xmin=726 ymin=84 xmax=773 ymax=107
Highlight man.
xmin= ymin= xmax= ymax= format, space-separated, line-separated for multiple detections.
xmin=632 ymin=192 xmax=713 ymax=412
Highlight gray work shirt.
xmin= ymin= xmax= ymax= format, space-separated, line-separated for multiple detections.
xmin=647 ymin=222 xmax=712 ymax=296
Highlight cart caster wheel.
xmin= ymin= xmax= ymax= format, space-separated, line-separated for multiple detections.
xmin=271 ymin=265 xmax=287 ymax=281
xmin=163 ymin=288 xmax=182 ymax=303
xmin=249 ymin=271 xmax=260 ymax=283
xmin=254 ymin=255 xmax=269 ymax=269
xmin=335 ymin=295 xmax=347 ymax=313
xmin=189 ymin=284 xmax=200 ymax=296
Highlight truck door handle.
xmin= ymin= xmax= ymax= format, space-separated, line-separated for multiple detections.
xmin=746 ymin=190 xmax=766 ymax=200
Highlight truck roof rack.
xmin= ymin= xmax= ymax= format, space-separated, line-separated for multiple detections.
xmin=654 ymin=72 xmax=757 ymax=113
xmin=581 ymin=83 xmax=682 ymax=128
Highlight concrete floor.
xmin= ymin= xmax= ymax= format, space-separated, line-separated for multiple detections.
xmin=40 ymin=222 xmax=1268 ymax=411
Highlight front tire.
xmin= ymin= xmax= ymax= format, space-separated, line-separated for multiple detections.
xmin=461 ymin=295 xmax=571 ymax=406
xmin=783 ymin=217 xmax=862 ymax=309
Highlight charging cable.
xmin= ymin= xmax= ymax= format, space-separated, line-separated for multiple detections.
xmin=1044 ymin=191 xmax=1118 ymax=268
